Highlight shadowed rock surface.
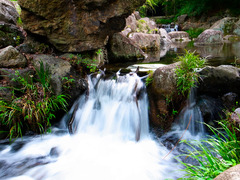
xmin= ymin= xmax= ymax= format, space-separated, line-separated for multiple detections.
xmin=18 ymin=0 xmax=145 ymax=52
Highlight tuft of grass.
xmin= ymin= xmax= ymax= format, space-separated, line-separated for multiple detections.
xmin=177 ymin=121 xmax=240 ymax=179
xmin=175 ymin=50 xmax=206 ymax=96
xmin=0 ymin=61 xmax=68 ymax=141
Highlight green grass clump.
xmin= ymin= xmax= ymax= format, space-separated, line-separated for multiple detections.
xmin=178 ymin=121 xmax=240 ymax=179
xmin=0 ymin=61 xmax=68 ymax=141
xmin=186 ymin=28 xmax=204 ymax=40
xmin=175 ymin=50 xmax=206 ymax=96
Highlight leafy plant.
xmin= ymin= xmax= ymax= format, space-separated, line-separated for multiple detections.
xmin=0 ymin=62 xmax=68 ymax=141
xmin=175 ymin=50 xmax=206 ymax=96
xmin=186 ymin=28 xmax=204 ymax=39
xmin=177 ymin=121 xmax=240 ymax=179
xmin=155 ymin=18 xmax=174 ymax=24
xmin=68 ymin=52 xmax=98 ymax=73
xmin=145 ymin=71 xmax=154 ymax=86
xmin=62 ymin=76 xmax=75 ymax=89
xmin=138 ymin=0 xmax=161 ymax=17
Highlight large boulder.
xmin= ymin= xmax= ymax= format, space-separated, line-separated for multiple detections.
xmin=108 ymin=32 xmax=146 ymax=62
xmin=129 ymin=33 xmax=161 ymax=50
xmin=148 ymin=62 xmax=184 ymax=131
xmin=32 ymin=54 xmax=72 ymax=95
xmin=0 ymin=0 xmax=19 ymax=24
xmin=194 ymin=29 xmax=223 ymax=46
xmin=198 ymin=65 xmax=240 ymax=96
xmin=0 ymin=45 xmax=26 ymax=68
xmin=210 ymin=17 xmax=238 ymax=35
xmin=18 ymin=0 xmax=145 ymax=52
xmin=214 ymin=164 xmax=240 ymax=180
xmin=168 ymin=31 xmax=190 ymax=42
xmin=233 ymin=19 xmax=240 ymax=36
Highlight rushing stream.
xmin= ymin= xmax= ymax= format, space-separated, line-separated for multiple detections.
xmin=0 ymin=71 xmax=185 ymax=180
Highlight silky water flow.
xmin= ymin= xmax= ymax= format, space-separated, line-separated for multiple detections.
xmin=0 ymin=71 xmax=181 ymax=180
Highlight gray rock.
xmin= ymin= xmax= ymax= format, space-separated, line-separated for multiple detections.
xmin=129 ymin=32 xmax=161 ymax=50
xmin=233 ymin=19 xmax=240 ymax=36
xmin=168 ymin=31 xmax=190 ymax=42
xmin=214 ymin=164 xmax=240 ymax=180
xmin=108 ymin=32 xmax=146 ymax=62
xmin=198 ymin=65 xmax=240 ymax=96
xmin=0 ymin=46 xmax=26 ymax=68
xmin=125 ymin=13 xmax=137 ymax=32
xmin=121 ymin=27 xmax=132 ymax=37
xmin=32 ymin=54 xmax=72 ymax=94
xmin=133 ymin=11 xmax=141 ymax=20
xmin=177 ymin=14 xmax=187 ymax=24
xmin=159 ymin=28 xmax=172 ymax=45
xmin=210 ymin=17 xmax=238 ymax=35
xmin=194 ymin=29 xmax=223 ymax=45
xmin=230 ymin=108 xmax=240 ymax=125
xmin=0 ymin=0 xmax=19 ymax=24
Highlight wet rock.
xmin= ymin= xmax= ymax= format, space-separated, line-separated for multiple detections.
xmin=159 ymin=28 xmax=172 ymax=46
xmin=50 ymin=147 xmax=59 ymax=158
xmin=198 ymin=65 xmax=240 ymax=96
xmin=194 ymin=29 xmax=223 ymax=45
xmin=129 ymin=33 xmax=161 ymax=50
xmin=214 ymin=164 xmax=240 ymax=180
xmin=0 ymin=46 xmax=26 ymax=68
xmin=0 ymin=0 xmax=19 ymax=24
xmin=148 ymin=62 xmax=184 ymax=131
xmin=210 ymin=17 xmax=238 ymax=35
xmin=222 ymin=92 xmax=239 ymax=109
xmin=18 ymin=0 xmax=145 ymax=52
xmin=168 ymin=31 xmax=190 ymax=42
xmin=108 ymin=32 xmax=146 ymax=63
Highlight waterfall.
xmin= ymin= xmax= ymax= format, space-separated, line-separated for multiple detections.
xmin=177 ymin=88 xmax=205 ymax=136
xmin=0 ymin=71 xmax=180 ymax=180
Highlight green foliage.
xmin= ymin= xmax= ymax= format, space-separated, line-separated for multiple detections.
xmin=186 ymin=28 xmax=204 ymax=39
xmin=178 ymin=121 xmax=240 ymax=179
xmin=0 ymin=62 xmax=68 ymax=141
xmin=68 ymin=50 xmax=101 ymax=73
xmin=138 ymin=0 xmax=161 ymax=17
xmin=145 ymin=71 xmax=154 ymax=86
xmin=155 ymin=18 xmax=174 ymax=24
xmin=175 ymin=50 xmax=206 ymax=96
xmin=62 ymin=76 xmax=75 ymax=89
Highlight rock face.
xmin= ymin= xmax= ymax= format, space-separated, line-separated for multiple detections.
xmin=168 ymin=31 xmax=190 ymax=42
xmin=0 ymin=0 xmax=24 ymax=48
xmin=198 ymin=65 xmax=240 ymax=96
xmin=32 ymin=54 xmax=72 ymax=94
xmin=0 ymin=0 xmax=19 ymax=24
xmin=214 ymin=164 xmax=240 ymax=180
xmin=194 ymin=29 xmax=223 ymax=45
xmin=129 ymin=33 xmax=161 ymax=50
xmin=210 ymin=17 xmax=238 ymax=35
xmin=0 ymin=45 xmax=26 ymax=68
xmin=18 ymin=0 xmax=145 ymax=52
xmin=148 ymin=62 xmax=184 ymax=131
xmin=159 ymin=28 xmax=172 ymax=45
xmin=108 ymin=32 xmax=146 ymax=62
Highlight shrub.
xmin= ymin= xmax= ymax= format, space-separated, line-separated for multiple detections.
xmin=175 ymin=50 xmax=206 ymax=96
xmin=177 ymin=121 xmax=240 ymax=179
xmin=0 ymin=62 xmax=68 ymax=141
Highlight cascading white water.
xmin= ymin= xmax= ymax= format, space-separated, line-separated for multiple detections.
xmin=0 ymin=71 xmax=180 ymax=180
xmin=177 ymin=88 xmax=205 ymax=136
